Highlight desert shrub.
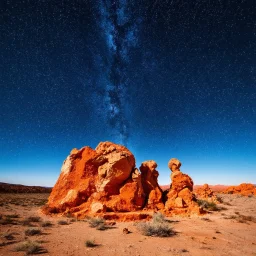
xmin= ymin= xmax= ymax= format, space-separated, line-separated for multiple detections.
xmin=0 ymin=216 xmax=15 ymax=225
xmin=27 ymin=216 xmax=41 ymax=222
xmin=2 ymin=232 xmax=15 ymax=240
xmin=88 ymin=217 xmax=106 ymax=228
xmin=15 ymin=240 xmax=42 ymax=254
xmin=152 ymin=212 xmax=166 ymax=223
xmin=216 ymin=195 xmax=223 ymax=203
xmin=41 ymin=221 xmax=53 ymax=227
xmin=21 ymin=219 xmax=32 ymax=226
xmin=197 ymin=200 xmax=219 ymax=211
xmin=58 ymin=220 xmax=68 ymax=225
xmin=5 ymin=214 xmax=19 ymax=218
xmin=137 ymin=222 xmax=174 ymax=237
xmin=85 ymin=239 xmax=97 ymax=247
xmin=238 ymin=214 xmax=256 ymax=223
xmin=25 ymin=228 xmax=42 ymax=236
xmin=96 ymin=223 xmax=107 ymax=230
xmin=224 ymin=214 xmax=256 ymax=223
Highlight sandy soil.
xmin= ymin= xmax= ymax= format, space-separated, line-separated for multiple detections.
xmin=0 ymin=193 xmax=256 ymax=256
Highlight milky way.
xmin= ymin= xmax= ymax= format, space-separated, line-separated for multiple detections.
xmin=98 ymin=0 xmax=140 ymax=145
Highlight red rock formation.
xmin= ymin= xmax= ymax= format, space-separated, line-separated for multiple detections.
xmin=165 ymin=158 xmax=202 ymax=215
xmin=140 ymin=160 xmax=164 ymax=209
xmin=44 ymin=142 xmax=146 ymax=217
xmin=43 ymin=142 xmax=203 ymax=220
xmin=223 ymin=183 xmax=256 ymax=196
xmin=194 ymin=184 xmax=220 ymax=203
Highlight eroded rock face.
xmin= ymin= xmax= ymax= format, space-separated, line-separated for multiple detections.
xmin=223 ymin=183 xmax=256 ymax=196
xmin=140 ymin=161 xmax=164 ymax=209
xmin=44 ymin=142 xmax=145 ymax=217
xmin=165 ymin=158 xmax=202 ymax=215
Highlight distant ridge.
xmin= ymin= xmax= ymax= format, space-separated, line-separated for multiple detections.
xmin=0 ymin=182 xmax=52 ymax=193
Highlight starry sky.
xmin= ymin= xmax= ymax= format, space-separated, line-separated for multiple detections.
xmin=1 ymin=0 xmax=256 ymax=187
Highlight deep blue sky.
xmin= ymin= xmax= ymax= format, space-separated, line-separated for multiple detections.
xmin=1 ymin=0 xmax=256 ymax=186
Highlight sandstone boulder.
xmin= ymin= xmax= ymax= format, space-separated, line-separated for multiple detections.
xmin=44 ymin=142 xmax=145 ymax=217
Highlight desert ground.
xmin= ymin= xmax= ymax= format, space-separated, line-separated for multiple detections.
xmin=0 ymin=193 xmax=256 ymax=256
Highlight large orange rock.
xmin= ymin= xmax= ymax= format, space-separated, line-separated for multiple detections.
xmin=165 ymin=158 xmax=201 ymax=215
xmin=223 ymin=183 xmax=256 ymax=196
xmin=140 ymin=161 xmax=164 ymax=209
xmin=43 ymin=142 xmax=145 ymax=216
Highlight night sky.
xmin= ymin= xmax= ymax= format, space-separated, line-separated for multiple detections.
xmin=1 ymin=0 xmax=256 ymax=186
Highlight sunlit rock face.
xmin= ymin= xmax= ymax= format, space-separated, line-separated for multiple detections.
xmin=164 ymin=158 xmax=202 ymax=215
xmin=44 ymin=142 xmax=146 ymax=217
xmin=43 ymin=142 xmax=202 ymax=220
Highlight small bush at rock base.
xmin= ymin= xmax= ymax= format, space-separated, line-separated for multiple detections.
xmin=152 ymin=212 xmax=166 ymax=223
xmin=137 ymin=222 xmax=174 ymax=237
xmin=197 ymin=200 xmax=220 ymax=211
xmin=88 ymin=217 xmax=106 ymax=228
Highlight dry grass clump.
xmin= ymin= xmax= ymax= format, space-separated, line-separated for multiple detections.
xmin=88 ymin=217 xmax=107 ymax=230
xmin=2 ymin=232 xmax=15 ymax=240
xmin=41 ymin=221 xmax=53 ymax=227
xmin=21 ymin=216 xmax=41 ymax=227
xmin=85 ymin=239 xmax=98 ymax=247
xmin=224 ymin=213 xmax=256 ymax=223
xmin=25 ymin=228 xmax=42 ymax=236
xmin=58 ymin=220 xmax=69 ymax=225
xmin=137 ymin=213 xmax=175 ymax=237
xmin=5 ymin=214 xmax=19 ymax=218
xmin=197 ymin=200 xmax=227 ymax=211
xmin=152 ymin=212 xmax=166 ymax=223
xmin=0 ymin=215 xmax=16 ymax=225
xmin=27 ymin=216 xmax=41 ymax=222
xmin=15 ymin=240 xmax=44 ymax=254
